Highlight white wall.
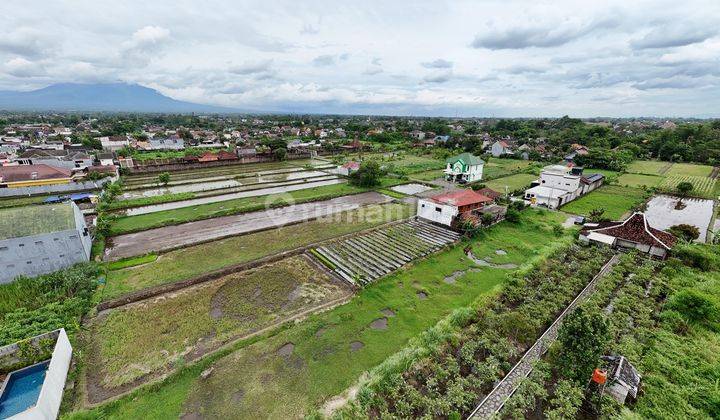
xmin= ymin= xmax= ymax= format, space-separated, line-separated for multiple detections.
xmin=538 ymin=172 xmax=581 ymax=191
xmin=11 ymin=329 xmax=72 ymax=420
xmin=417 ymin=199 xmax=457 ymax=226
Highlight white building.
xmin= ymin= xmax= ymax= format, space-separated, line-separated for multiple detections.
xmin=490 ymin=140 xmax=512 ymax=157
xmin=444 ymin=153 xmax=484 ymax=184
xmin=417 ymin=189 xmax=493 ymax=226
xmin=99 ymin=136 xmax=130 ymax=152
xmin=524 ymin=165 xmax=604 ymax=209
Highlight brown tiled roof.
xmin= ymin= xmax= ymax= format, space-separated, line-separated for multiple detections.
xmin=0 ymin=164 xmax=71 ymax=182
xmin=582 ymin=213 xmax=676 ymax=249
xmin=429 ymin=189 xmax=493 ymax=207
xmin=474 ymin=187 xmax=502 ymax=200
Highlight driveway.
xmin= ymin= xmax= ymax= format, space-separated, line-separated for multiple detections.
xmin=105 ymin=192 xmax=392 ymax=260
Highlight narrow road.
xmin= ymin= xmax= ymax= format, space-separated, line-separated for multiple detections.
xmin=105 ymin=192 xmax=392 ymax=260
xmin=467 ymin=254 xmax=621 ymax=419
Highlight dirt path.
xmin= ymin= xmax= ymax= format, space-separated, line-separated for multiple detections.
xmin=105 ymin=192 xmax=391 ymax=260
xmin=710 ymin=166 xmax=720 ymax=180
xmin=467 ymin=254 xmax=620 ymax=419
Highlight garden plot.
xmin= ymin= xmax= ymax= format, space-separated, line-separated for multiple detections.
xmin=84 ymin=254 xmax=352 ymax=403
xmin=313 ymin=219 xmax=460 ymax=285
xmin=658 ymin=175 xmax=717 ymax=198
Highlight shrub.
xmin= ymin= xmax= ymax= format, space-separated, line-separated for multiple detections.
xmin=665 ymin=289 xmax=719 ymax=324
xmin=556 ymin=307 xmax=610 ymax=382
xmin=505 ymin=208 xmax=521 ymax=223
xmin=349 ymin=160 xmax=382 ymax=187
xmin=668 ymin=224 xmax=700 ymax=242
xmin=674 ymin=244 xmax=719 ymax=271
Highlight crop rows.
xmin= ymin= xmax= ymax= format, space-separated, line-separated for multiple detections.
xmin=658 ymin=175 xmax=717 ymax=197
xmin=312 ymin=219 xmax=460 ymax=286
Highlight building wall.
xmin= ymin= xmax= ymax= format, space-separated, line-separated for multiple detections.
xmin=0 ymin=178 xmax=111 ymax=197
xmin=491 ymin=142 xmax=506 ymax=157
xmin=12 ymin=329 xmax=72 ymax=420
xmin=0 ymin=205 xmax=90 ymax=284
xmin=417 ymin=199 xmax=457 ymax=226
xmin=539 ymin=171 xmax=581 ymax=191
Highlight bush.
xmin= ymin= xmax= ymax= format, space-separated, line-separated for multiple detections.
xmin=668 ymin=224 xmax=700 ymax=242
xmin=505 ymin=208 xmax=521 ymax=223
xmin=674 ymin=244 xmax=719 ymax=271
xmin=665 ymin=289 xmax=719 ymax=324
xmin=349 ymin=160 xmax=382 ymax=187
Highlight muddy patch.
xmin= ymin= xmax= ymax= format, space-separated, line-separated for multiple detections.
xmin=209 ymin=306 xmax=223 ymax=320
xmin=232 ymin=389 xmax=245 ymax=404
xmin=277 ymin=342 xmax=295 ymax=357
xmin=380 ymin=308 xmax=396 ymax=317
xmin=417 ymin=291 xmax=428 ymax=300
xmin=369 ymin=317 xmax=388 ymax=330
xmin=315 ymin=326 xmax=329 ymax=337
xmin=444 ymin=268 xmax=481 ymax=284
xmin=350 ymin=341 xmax=364 ymax=352
xmin=495 ymin=249 xmax=507 ymax=255
xmin=466 ymin=251 xmax=518 ymax=269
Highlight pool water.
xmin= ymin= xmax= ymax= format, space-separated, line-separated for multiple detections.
xmin=0 ymin=361 xmax=49 ymax=419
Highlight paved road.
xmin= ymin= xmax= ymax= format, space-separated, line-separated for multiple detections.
xmin=105 ymin=192 xmax=392 ymax=261
xmin=468 ymin=254 xmax=620 ymax=419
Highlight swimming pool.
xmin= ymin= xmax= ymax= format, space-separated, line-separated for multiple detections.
xmin=0 ymin=360 xmax=50 ymax=419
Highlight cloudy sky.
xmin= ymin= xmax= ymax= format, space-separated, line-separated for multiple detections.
xmin=1 ymin=0 xmax=719 ymax=117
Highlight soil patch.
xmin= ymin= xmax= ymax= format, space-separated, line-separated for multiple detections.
xmin=417 ymin=291 xmax=428 ymax=300
xmin=350 ymin=341 xmax=364 ymax=352
xmin=444 ymin=268 xmax=481 ymax=284
xmin=466 ymin=251 xmax=518 ymax=269
xmin=277 ymin=342 xmax=295 ymax=357
xmin=315 ymin=326 xmax=329 ymax=337
xmin=369 ymin=317 xmax=388 ymax=330
xmin=380 ymin=308 xmax=396 ymax=317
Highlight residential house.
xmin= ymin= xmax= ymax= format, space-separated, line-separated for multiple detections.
xmin=523 ymin=165 xmax=604 ymax=209
xmin=490 ymin=140 xmax=512 ymax=157
xmin=96 ymin=152 xmax=115 ymax=167
xmin=0 ymin=164 xmax=73 ymax=188
xmin=17 ymin=149 xmax=93 ymax=171
xmin=338 ymin=161 xmax=360 ymax=176
xmin=409 ymin=130 xmax=426 ymax=140
xmin=147 ymin=137 xmax=185 ymax=150
xmin=99 ymin=135 xmax=130 ymax=152
xmin=564 ymin=144 xmax=590 ymax=163
xmin=579 ymin=212 xmax=676 ymax=259
xmin=444 ymin=152 xmax=484 ymax=184
xmin=417 ymin=189 xmax=493 ymax=227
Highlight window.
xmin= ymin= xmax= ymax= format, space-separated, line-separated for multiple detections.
xmin=541 ymin=180 xmax=545 ymax=184
xmin=435 ymin=207 xmax=442 ymax=212
xmin=421 ymin=203 xmax=425 ymax=208
xmin=0 ymin=246 xmax=7 ymax=252
xmin=35 ymin=241 xmax=43 ymax=246
xmin=18 ymin=243 xmax=24 ymax=247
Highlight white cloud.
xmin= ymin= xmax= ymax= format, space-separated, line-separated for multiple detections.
xmin=0 ymin=0 xmax=718 ymax=116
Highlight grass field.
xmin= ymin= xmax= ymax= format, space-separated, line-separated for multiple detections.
xmin=409 ymin=169 xmax=444 ymax=181
xmin=616 ymin=173 xmax=663 ymax=189
xmin=561 ymin=185 xmax=648 ymax=219
xmin=70 ymin=210 xmax=570 ymax=419
xmin=343 ymin=153 xmax=445 ymax=174
xmin=0 ymin=195 xmax=47 ymax=209
xmin=665 ymin=162 xmax=714 ymax=177
xmin=102 ymin=202 xmax=413 ymax=300
xmin=484 ymin=173 xmax=537 ymax=193
xmin=627 ymin=160 xmax=671 ymax=175
xmin=88 ymin=255 xmax=349 ymax=390
xmin=482 ymin=159 xmax=534 ymax=180
xmin=658 ymin=175 xmax=717 ymax=198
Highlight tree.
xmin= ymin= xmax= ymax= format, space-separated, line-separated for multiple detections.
xmin=349 ymin=160 xmax=382 ymax=187
xmin=157 ymin=172 xmax=171 ymax=186
xmin=556 ymin=307 xmax=609 ymax=382
xmin=505 ymin=208 xmax=521 ymax=223
xmin=546 ymin=380 xmax=584 ymax=420
xmin=588 ymin=208 xmax=606 ymax=223
xmin=668 ymin=224 xmax=700 ymax=242
xmin=676 ymin=181 xmax=694 ymax=197
xmin=273 ymin=147 xmax=287 ymax=161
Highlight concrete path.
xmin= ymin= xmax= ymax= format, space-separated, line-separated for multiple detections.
xmin=467 ymin=254 xmax=620 ymax=419
xmin=105 ymin=192 xmax=392 ymax=261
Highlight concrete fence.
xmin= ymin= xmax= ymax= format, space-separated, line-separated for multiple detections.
xmin=125 ymin=153 xmax=313 ymax=174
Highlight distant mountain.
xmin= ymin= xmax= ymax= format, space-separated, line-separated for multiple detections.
xmin=0 ymin=83 xmax=237 ymax=113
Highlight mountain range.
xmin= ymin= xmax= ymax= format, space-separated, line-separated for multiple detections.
xmin=0 ymin=83 xmax=237 ymax=113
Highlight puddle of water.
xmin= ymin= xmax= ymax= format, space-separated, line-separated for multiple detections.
xmin=390 ymin=183 xmax=434 ymax=195
xmin=125 ymin=178 xmax=345 ymax=216
xmin=369 ymin=318 xmax=388 ymax=330
xmin=644 ymin=195 xmax=714 ymax=242
xmin=350 ymin=341 xmax=364 ymax=352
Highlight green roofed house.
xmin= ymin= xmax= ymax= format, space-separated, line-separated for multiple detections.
xmin=0 ymin=201 xmax=91 ymax=284
xmin=444 ymin=152 xmax=484 ymax=184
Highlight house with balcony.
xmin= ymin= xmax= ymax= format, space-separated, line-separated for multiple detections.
xmin=444 ymin=153 xmax=484 ymax=184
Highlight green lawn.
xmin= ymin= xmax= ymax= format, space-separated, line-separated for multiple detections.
xmin=583 ymin=168 xmax=619 ymax=179
xmin=343 ymin=153 xmax=446 ymax=174
xmin=483 ymin=159 xmax=534 ymax=180
xmin=103 ymin=202 xmax=413 ymax=300
xmin=627 ymin=160 xmax=672 ymax=175
xmin=616 ymin=173 xmax=663 ymax=189
xmin=409 ymin=169 xmax=444 ymax=181
xmin=484 ymin=173 xmax=537 ymax=193
xmin=665 ymin=162 xmax=714 ymax=177
xmin=561 ymin=185 xmax=648 ymax=219
xmin=108 ymin=182 xmax=364 ymax=235
xmin=69 ymin=210 xmax=570 ymax=419
xmin=0 ymin=202 xmax=75 ymax=240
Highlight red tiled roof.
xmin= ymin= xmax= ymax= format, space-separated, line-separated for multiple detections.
xmin=429 ymin=189 xmax=493 ymax=207
xmin=582 ymin=213 xmax=676 ymax=249
xmin=217 ymin=150 xmax=238 ymax=160
xmin=0 ymin=164 xmax=71 ymax=182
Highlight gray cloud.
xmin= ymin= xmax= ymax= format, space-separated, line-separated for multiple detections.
xmin=423 ymin=71 xmax=453 ymax=83
xmin=229 ymin=59 xmax=273 ymax=75
xmin=471 ymin=18 xmax=618 ymax=50
xmin=312 ymin=54 xmax=336 ymax=66
xmin=631 ymin=26 xmax=716 ymax=49
xmin=421 ymin=59 xmax=453 ymax=69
